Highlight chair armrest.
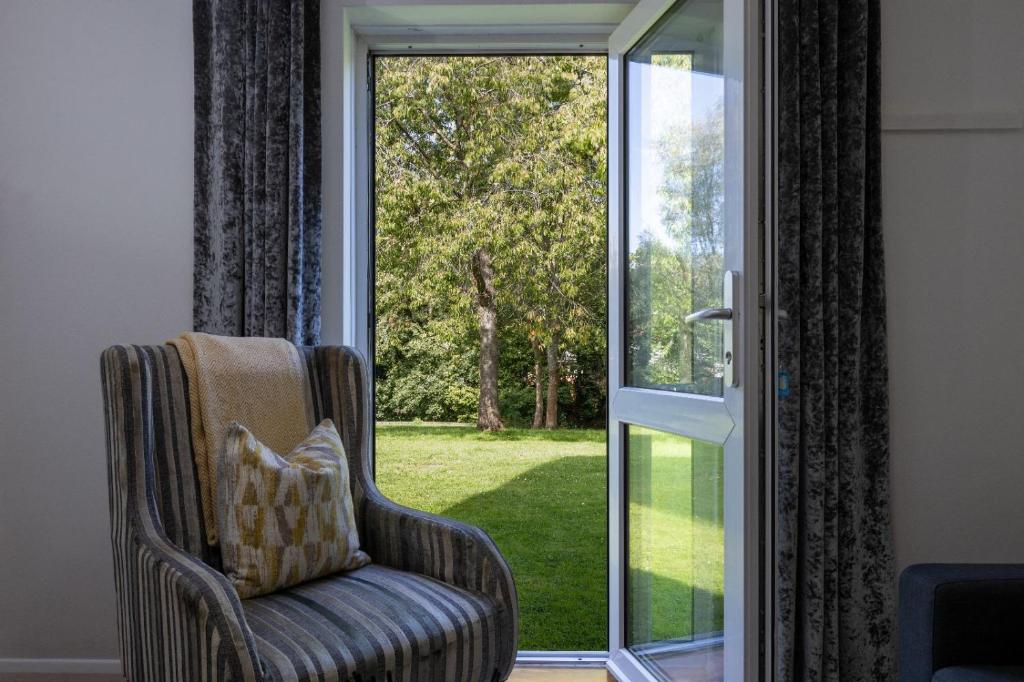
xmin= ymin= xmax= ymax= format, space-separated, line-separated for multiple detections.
xmin=900 ymin=563 xmax=1024 ymax=681
xmin=309 ymin=345 xmax=518 ymax=678
xmin=101 ymin=345 xmax=263 ymax=681
xmin=362 ymin=490 xmax=519 ymax=678
xmin=126 ymin=530 xmax=264 ymax=681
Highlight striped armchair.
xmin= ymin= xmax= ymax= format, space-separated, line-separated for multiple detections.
xmin=101 ymin=344 xmax=519 ymax=682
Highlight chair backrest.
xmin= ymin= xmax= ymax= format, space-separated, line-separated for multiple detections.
xmin=101 ymin=344 xmax=372 ymax=568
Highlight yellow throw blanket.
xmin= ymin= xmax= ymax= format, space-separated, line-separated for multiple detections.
xmin=169 ymin=332 xmax=315 ymax=545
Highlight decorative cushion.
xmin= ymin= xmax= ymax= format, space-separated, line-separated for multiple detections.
xmin=217 ymin=419 xmax=369 ymax=598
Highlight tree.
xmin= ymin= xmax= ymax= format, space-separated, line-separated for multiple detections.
xmin=494 ymin=58 xmax=607 ymax=427
xmin=374 ymin=56 xmax=607 ymax=429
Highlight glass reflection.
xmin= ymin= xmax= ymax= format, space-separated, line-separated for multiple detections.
xmin=627 ymin=425 xmax=724 ymax=681
xmin=625 ymin=0 xmax=726 ymax=397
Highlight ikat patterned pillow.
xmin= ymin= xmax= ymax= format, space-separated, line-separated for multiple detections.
xmin=217 ymin=419 xmax=370 ymax=598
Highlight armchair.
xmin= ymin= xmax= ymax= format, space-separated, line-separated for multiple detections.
xmin=101 ymin=344 xmax=518 ymax=681
xmin=900 ymin=564 xmax=1024 ymax=681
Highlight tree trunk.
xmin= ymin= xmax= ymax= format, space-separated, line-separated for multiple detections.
xmin=545 ymin=334 xmax=559 ymax=429
xmin=472 ymin=248 xmax=503 ymax=431
xmin=532 ymin=336 xmax=545 ymax=429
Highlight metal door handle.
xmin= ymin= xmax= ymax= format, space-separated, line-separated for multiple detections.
xmin=684 ymin=307 xmax=733 ymax=323
xmin=682 ymin=271 xmax=738 ymax=388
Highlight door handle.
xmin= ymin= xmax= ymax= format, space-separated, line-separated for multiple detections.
xmin=683 ymin=271 xmax=738 ymax=388
xmin=684 ymin=307 xmax=733 ymax=323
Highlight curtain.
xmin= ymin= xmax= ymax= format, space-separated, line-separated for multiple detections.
xmin=193 ymin=0 xmax=322 ymax=345
xmin=775 ymin=0 xmax=896 ymax=679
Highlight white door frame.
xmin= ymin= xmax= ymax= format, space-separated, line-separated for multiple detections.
xmin=322 ymin=2 xmax=764 ymax=676
xmin=324 ymin=3 xmax=619 ymax=665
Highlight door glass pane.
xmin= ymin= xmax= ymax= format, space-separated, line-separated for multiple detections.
xmin=627 ymin=425 xmax=724 ymax=681
xmin=625 ymin=0 xmax=726 ymax=397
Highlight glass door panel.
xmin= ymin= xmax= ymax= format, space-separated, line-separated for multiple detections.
xmin=625 ymin=0 xmax=726 ymax=398
xmin=628 ymin=426 xmax=724 ymax=681
xmin=607 ymin=0 xmax=755 ymax=677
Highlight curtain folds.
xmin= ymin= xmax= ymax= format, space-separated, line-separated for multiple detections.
xmin=193 ymin=0 xmax=322 ymax=345
xmin=776 ymin=0 xmax=896 ymax=679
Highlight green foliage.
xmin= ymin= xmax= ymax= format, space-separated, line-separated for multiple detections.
xmin=497 ymin=383 xmax=536 ymax=427
xmin=375 ymin=310 xmax=479 ymax=422
xmin=373 ymin=55 xmax=607 ymax=425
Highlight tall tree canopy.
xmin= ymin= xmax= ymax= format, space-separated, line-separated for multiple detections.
xmin=374 ymin=55 xmax=607 ymax=429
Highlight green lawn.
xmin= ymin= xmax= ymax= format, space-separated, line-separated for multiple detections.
xmin=374 ymin=424 xmax=724 ymax=651
xmin=626 ymin=427 xmax=724 ymax=644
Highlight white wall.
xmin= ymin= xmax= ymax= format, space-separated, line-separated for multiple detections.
xmin=0 ymin=0 xmax=194 ymax=666
xmin=882 ymin=0 xmax=1024 ymax=570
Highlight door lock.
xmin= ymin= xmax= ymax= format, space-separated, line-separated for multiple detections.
xmin=684 ymin=271 xmax=738 ymax=388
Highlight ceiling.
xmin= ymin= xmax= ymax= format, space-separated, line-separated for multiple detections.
xmin=343 ymin=1 xmax=640 ymax=38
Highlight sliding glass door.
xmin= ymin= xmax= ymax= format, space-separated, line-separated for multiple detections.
xmin=607 ymin=0 xmax=759 ymax=679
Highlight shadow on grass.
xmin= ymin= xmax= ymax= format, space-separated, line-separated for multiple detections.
xmin=627 ymin=570 xmax=725 ymax=644
xmin=439 ymin=454 xmax=607 ymax=650
xmin=377 ymin=426 xmax=725 ymax=651
xmin=434 ymin=453 xmax=724 ymax=651
xmin=376 ymin=424 xmax=607 ymax=443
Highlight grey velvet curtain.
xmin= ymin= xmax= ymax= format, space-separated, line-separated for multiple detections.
xmin=775 ymin=0 xmax=896 ymax=679
xmin=193 ymin=0 xmax=322 ymax=345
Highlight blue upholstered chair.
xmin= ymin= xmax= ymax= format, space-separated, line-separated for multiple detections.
xmin=900 ymin=564 xmax=1024 ymax=681
xmin=101 ymin=344 xmax=519 ymax=681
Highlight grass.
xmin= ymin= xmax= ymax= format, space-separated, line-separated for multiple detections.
xmin=626 ymin=427 xmax=724 ymax=644
xmin=374 ymin=424 xmax=724 ymax=651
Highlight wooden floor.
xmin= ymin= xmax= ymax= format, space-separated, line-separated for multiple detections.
xmin=510 ymin=668 xmax=612 ymax=682
xmin=0 ymin=669 xmax=611 ymax=682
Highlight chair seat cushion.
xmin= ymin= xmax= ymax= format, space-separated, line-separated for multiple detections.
xmin=934 ymin=667 xmax=1024 ymax=681
xmin=243 ymin=564 xmax=503 ymax=682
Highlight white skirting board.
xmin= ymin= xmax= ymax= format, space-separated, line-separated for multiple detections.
xmin=0 ymin=658 xmax=122 ymax=674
